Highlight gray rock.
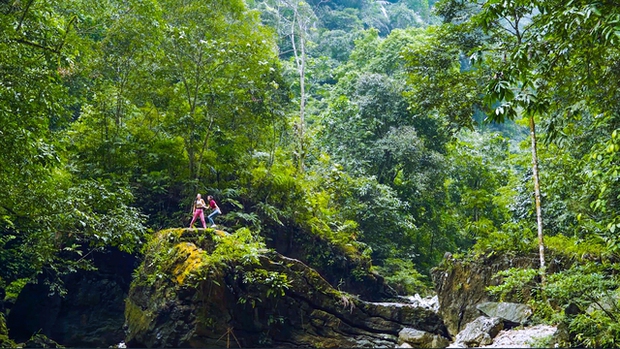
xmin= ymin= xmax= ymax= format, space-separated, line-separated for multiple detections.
xmin=452 ymin=316 xmax=503 ymax=347
xmin=585 ymin=292 xmax=620 ymax=315
xmin=481 ymin=324 xmax=557 ymax=348
xmin=430 ymin=254 xmax=536 ymax=336
xmin=399 ymin=328 xmax=431 ymax=344
xmin=399 ymin=328 xmax=450 ymax=348
xmin=476 ymin=302 xmax=532 ymax=324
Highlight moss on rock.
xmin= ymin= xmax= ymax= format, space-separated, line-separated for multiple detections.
xmin=124 ymin=298 xmax=153 ymax=337
xmin=171 ymin=243 xmax=206 ymax=285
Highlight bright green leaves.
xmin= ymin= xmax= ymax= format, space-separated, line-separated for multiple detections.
xmin=585 ymin=126 xmax=620 ymax=252
xmin=156 ymin=0 xmax=283 ymax=181
xmin=488 ymin=260 xmax=620 ymax=348
xmin=444 ymin=132 xmax=514 ymax=244
xmin=403 ymin=25 xmax=482 ymax=130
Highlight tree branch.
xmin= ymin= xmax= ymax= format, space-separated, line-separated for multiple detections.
xmin=55 ymin=15 xmax=77 ymax=56
xmin=16 ymin=0 xmax=36 ymax=33
xmin=12 ymin=37 xmax=60 ymax=54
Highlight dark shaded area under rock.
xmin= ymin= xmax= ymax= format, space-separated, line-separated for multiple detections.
xmin=7 ymin=248 xmax=137 ymax=347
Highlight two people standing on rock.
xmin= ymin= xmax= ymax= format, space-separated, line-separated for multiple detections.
xmin=189 ymin=193 xmax=222 ymax=229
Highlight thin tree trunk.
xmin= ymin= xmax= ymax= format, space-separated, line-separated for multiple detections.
xmin=288 ymin=3 xmax=307 ymax=172
xmin=529 ymin=115 xmax=546 ymax=284
xmin=298 ymin=22 xmax=306 ymax=172
xmin=195 ymin=113 xmax=215 ymax=180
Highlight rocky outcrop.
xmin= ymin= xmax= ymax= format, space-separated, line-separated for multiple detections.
xmin=431 ymin=249 xmax=575 ymax=336
xmin=7 ymin=248 xmax=137 ymax=347
xmin=125 ymin=228 xmax=449 ymax=348
xmin=476 ymin=302 xmax=532 ymax=325
xmin=449 ymin=316 xmax=503 ymax=348
xmin=398 ymin=328 xmax=450 ymax=348
xmin=431 ymin=252 xmax=552 ymax=336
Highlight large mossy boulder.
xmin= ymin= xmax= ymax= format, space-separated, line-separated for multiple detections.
xmin=6 ymin=248 xmax=137 ymax=347
xmin=125 ymin=228 xmax=449 ymax=348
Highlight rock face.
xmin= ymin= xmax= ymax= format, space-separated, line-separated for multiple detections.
xmin=125 ymin=229 xmax=450 ymax=348
xmin=476 ymin=302 xmax=532 ymax=325
xmin=449 ymin=316 xmax=503 ymax=348
xmin=432 ymin=250 xmax=574 ymax=337
xmin=431 ymin=252 xmax=541 ymax=336
xmin=6 ymin=248 xmax=137 ymax=347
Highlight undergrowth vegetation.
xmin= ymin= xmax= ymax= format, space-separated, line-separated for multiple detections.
xmin=485 ymin=235 xmax=620 ymax=347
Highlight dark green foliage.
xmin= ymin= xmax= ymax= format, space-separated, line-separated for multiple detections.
xmin=374 ymin=258 xmax=431 ymax=295
xmin=0 ymin=312 xmax=16 ymax=348
xmin=0 ymin=0 xmax=150 ymax=295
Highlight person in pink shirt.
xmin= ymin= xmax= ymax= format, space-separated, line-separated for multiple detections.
xmin=189 ymin=193 xmax=207 ymax=229
xmin=206 ymin=195 xmax=222 ymax=227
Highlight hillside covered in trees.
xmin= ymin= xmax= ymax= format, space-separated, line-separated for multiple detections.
xmin=1 ymin=0 xmax=620 ymax=347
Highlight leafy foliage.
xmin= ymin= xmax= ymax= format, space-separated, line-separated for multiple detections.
xmin=373 ymin=258 xmax=431 ymax=295
xmin=4 ymin=1 xmax=620 ymax=347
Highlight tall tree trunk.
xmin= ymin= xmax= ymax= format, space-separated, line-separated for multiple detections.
xmin=529 ymin=115 xmax=546 ymax=284
xmin=297 ymin=25 xmax=306 ymax=172
xmin=299 ymin=25 xmax=306 ymax=171
xmin=289 ymin=6 xmax=307 ymax=172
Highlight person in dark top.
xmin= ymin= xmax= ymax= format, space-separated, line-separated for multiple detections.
xmin=206 ymin=195 xmax=222 ymax=227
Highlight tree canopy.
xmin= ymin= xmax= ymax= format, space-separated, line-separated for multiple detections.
xmin=2 ymin=0 xmax=620 ymax=345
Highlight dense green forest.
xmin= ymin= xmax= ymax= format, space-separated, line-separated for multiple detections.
xmin=1 ymin=0 xmax=620 ymax=347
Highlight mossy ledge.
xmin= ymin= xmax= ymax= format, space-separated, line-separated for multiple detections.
xmin=125 ymin=228 xmax=448 ymax=348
